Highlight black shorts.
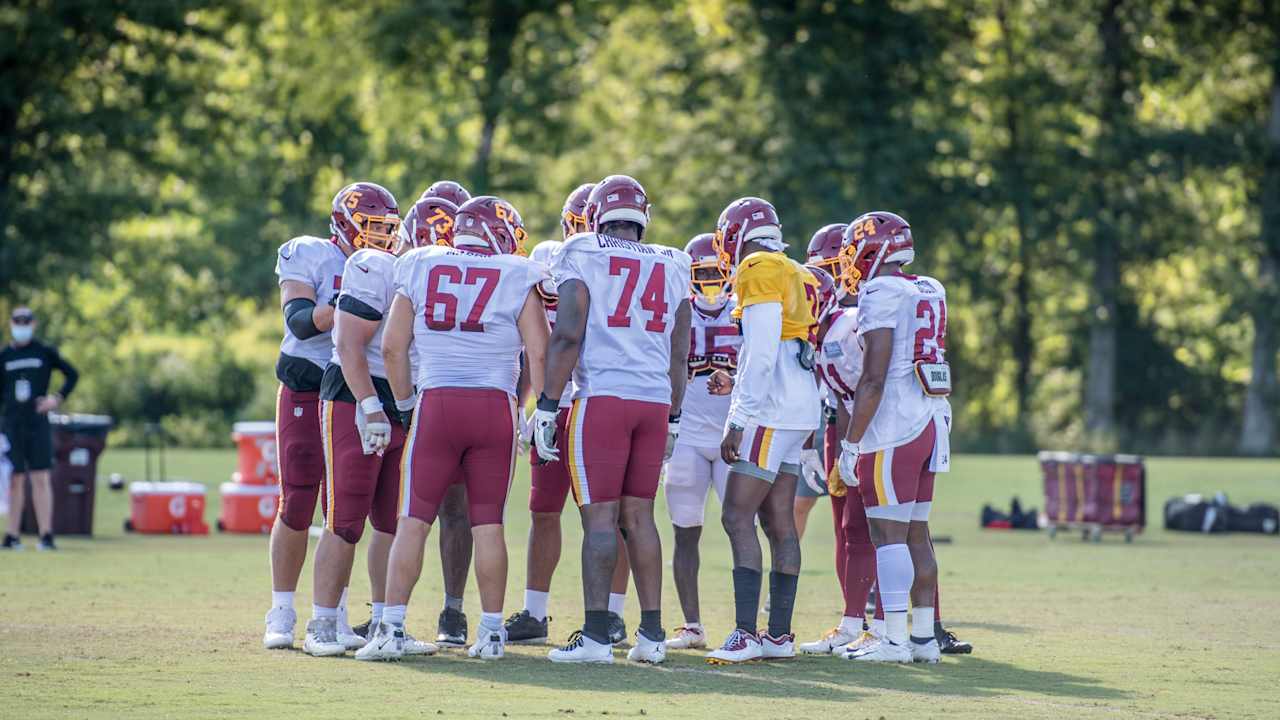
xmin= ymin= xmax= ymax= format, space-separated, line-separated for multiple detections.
xmin=3 ymin=416 xmax=53 ymax=473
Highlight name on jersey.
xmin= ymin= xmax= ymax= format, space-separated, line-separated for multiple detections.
xmin=595 ymin=236 xmax=676 ymax=257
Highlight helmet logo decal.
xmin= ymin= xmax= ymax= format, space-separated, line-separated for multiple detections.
xmin=344 ymin=190 xmax=363 ymax=209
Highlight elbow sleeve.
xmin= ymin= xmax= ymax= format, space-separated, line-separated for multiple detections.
xmin=284 ymin=298 xmax=322 ymax=340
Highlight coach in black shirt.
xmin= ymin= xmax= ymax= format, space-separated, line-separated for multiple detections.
xmin=1 ymin=307 xmax=79 ymax=551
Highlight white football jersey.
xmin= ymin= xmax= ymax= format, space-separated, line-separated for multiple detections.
xmin=275 ymin=235 xmax=346 ymax=368
xmin=550 ymin=232 xmax=692 ymax=404
xmin=856 ymin=273 xmax=951 ymax=451
xmin=679 ymin=297 xmax=741 ymax=448
xmin=330 ymin=249 xmax=401 ymax=380
xmin=395 ymin=245 xmax=546 ymax=396
xmin=817 ymin=306 xmax=863 ymax=411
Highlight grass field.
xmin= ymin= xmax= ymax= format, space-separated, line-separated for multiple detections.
xmin=2 ymin=450 xmax=1278 ymax=719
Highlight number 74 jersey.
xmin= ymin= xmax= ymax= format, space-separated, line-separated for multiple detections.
xmin=855 ymin=272 xmax=952 ymax=453
xmin=550 ymin=232 xmax=692 ymax=404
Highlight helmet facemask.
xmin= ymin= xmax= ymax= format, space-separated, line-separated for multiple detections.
xmin=691 ymin=260 xmax=731 ymax=307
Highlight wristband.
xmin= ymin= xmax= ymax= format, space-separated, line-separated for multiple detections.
xmin=395 ymin=396 xmax=416 ymax=412
xmin=359 ymin=396 xmax=383 ymax=415
xmin=536 ymin=393 xmax=560 ymax=413
xmin=668 ymin=411 xmax=681 ymax=424
xmin=728 ymin=422 xmax=745 ymax=433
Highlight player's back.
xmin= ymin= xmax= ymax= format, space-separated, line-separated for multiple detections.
xmin=276 ymin=235 xmax=346 ymax=367
xmin=395 ymin=244 xmax=545 ymax=396
xmin=551 ymin=232 xmax=691 ymax=403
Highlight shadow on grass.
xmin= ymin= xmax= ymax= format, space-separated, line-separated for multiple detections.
xmin=383 ymin=649 xmax=1128 ymax=703
xmin=948 ymin=621 xmax=1033 ymax=635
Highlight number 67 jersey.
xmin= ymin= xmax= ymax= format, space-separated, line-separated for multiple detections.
xmin=394 ymin=245 xmax=547 ymax=395
xmin=551 ymin=232 xmax=692 ymax=403
xmin=855 ymin=272 xmax=952 ymax=464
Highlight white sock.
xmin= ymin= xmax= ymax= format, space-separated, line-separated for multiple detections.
xmin=271 ymin=591 xmax=295 ymax=610
xmin=912 ymin=607 xmax=935 ymax=641
xmin=885 ymin=611 xmax=909 ymax=646
xmin=371 ymin=602 xmax=385 ymax=624
xmin=871 ymin=618 xmax=886 ymax=637
xmin=480 ymin=612 xmax=503 ymax=631
xmin=524 ymin=589 xmax=550 ymax=621
xmin=339 ymin=586 xmax=350 ymax=608
xmin=313 ymin=605 xmax=338 ymax=621
xmin=682 ymin=621 xmax=704 ymax=631
xmin=839 ymin=615 xmax=862 ymax=635
xmin=383 ymin=604 xmax=406 ymax=627
xmin=608 ymin=592 xmax=626 ymax=616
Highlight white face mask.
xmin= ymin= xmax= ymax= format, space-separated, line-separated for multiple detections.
xmin=10 ymin=324 xmax=33 ymax=343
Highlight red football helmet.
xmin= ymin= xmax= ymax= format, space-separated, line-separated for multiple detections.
xmin=806 ymin=223 xmax=846 ymax=280
xmin=452 ymin=196 xmax=528 ymax=256
xmin=331 ymin=182 xmax=400 ymax=253
xmin=399 ymin=196 xmax=458 ymax=250
xmin=713 ymin=197 xmax=783 ymax=277
xmin=527 ymin=240 xmax=562 ymax=306
xmin=806 ymin=264 xmax=836 ymax=321
xmin=420 ymin=180 xmax=471 ymax=207
xmin=837 ymin=211 xmax=914 ymax=295
xmin=585 ymin=175 xmax=650 ymax=236
xmin=685 ymin=232 xmax=730 ymax=307
xmin=561 ymin=183 xmax=595 ymax=239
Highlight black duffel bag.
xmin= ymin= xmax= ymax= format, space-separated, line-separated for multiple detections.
xmin=1226 ymin=503 xmax=1279 ymax=535
xmin=1163 ymin=494 xmax=1227 ymax=533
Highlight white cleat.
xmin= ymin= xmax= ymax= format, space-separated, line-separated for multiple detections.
xmin=355 ymin=622 xmax=405 ymax=661
xmin=911 ymin=637 xmax=941 ymax=664
xmin=403 ymin=630 xmax=439 ymax=656
xmin=468 ymin=627 xmax=507 ymax=660
xmin=799 ymin=625 xmax=857 ymax=655
xmin=834 ymin=629 xmax=880 ymax=656
xmin=336 ymin=610 xmax=366 ymax=650
xmin=627 ymin=630 xmax=667 ymax=664
xmin=761 ymin=632 xmax=795 ymax=659
xmin=843 ymin=638 xmax=912 ymax=663
xmin=263 ymin=607 xmax=296 ymax=650
xmin=548 ymin=631 xmax=614 ymax=664
xmin=664 ymin=625 xmax=707 ymax=650
xmin=706 ymin=629 xmax=762 ymax=665
xmin=303 ymin=617 xmax=347 ymax=657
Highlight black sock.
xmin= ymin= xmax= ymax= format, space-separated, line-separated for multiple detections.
xmin=767 ymin=571 xmax=799 ymax=637
xmin=639 ymin=610 xmax=663 ymax=641
xmin=732 ymin=567 xmax=762 ymax=634
xmin=584 ymin=610 xmax=611 ymax=645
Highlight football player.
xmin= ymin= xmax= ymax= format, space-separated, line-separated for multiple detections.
xmin=704 ymin=197 xmax=820 ymax=664
xmin=264 ymin=185 xmax=364 ymax=651
xmin=792 ymin=265 xmax=837 ymax=541
xmin=505 ymin=184 xmax=634 ymax=646
xmin=662 ymin=233 xmax=741 ymax=651
xmin=534 ymin=175 xmax=692 ymax=664
xmin=836 ymin=211 xmax=952 ymax=664
xmin=358 ymin=196 xmax=549 ymax=661
xmin=420 ymin=179 xmax=471 ymax=207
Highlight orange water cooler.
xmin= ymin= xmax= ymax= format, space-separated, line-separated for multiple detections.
xmin=125 ymin=481 xmax=210 ymax=534
xmin=217 ymin=482 xmax=279 ymax=534
xmin=231 ymin=421 xmax=277 ymax=485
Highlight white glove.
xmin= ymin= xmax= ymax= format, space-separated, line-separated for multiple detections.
xmin=358 ymin=396 xmax=391 ymax=456
xmin=799 ymin=447 xmax=824 ymax=483
xmin=532 ymin=401 xmax=560 ymax=462
xmin=518 ymin=410 xmax=534 ymax=454
xmin=838 ymin=439 xmax=860 ymax=487
xmin=664 ymin=418 xmax=680 ymax=461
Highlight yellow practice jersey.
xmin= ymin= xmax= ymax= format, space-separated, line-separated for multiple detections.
xmin=731 ymin=251 xmax=818 ymax=340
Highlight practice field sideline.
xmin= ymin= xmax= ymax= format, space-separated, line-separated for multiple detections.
xmin=2 ymin=452 xmax=1277 ymax=719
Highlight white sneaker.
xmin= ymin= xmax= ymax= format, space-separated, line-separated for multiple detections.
xmin=548 ymin=631 xmax=613 ymax=664
xmin=469 ymin=626 xmax=506 ymax=659
xmin=911 ymin=637 xmax=941 ymax=664
xmin=403 ymin=630 xmax=438 ymax=656
xmin=354 ymin=622 xmax=405 ymax=661
xmin=303 ymin=617 xmax=347 ymax=657
xmin=835 ymin=629 xmax=880 ymax=656
xmin=761 ymin=632 xmax=794 ymax=659
xmin=843 ymin=638 xmax=911 ymax=663
xmin=263 ymin=607 xmax=296 ymax=650
xmin=799 ymin=625 xmax=856 ymax=655
xmin=664 ymin=625 xmax=707 ymax=650
xmin=336 ymin=610 xmax=366 ymax=650
xmin=706 ymin=629 xmax=762 ymax=665
xmin=627 ymin=630 xmax=666 ymax=664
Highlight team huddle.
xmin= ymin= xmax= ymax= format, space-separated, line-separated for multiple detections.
xmin=260 ymin=174 xmax=972 ymax=666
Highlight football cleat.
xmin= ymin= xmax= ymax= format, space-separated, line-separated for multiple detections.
xmin=937 ymin=627 xmax=973 ymax=655
xmin=354 ymin=622 xmax=405 ymax=661
xmin=760 ymin=632 xmax=795 ymax=659
xmin=548 ymin=630 xmax=614 ymax=664
xmin=665 ymin=625 xmax=707 ymax=650
xmin=468 ymin=627 xmax=507 ymax=660
xmin=627 ymin=630 xmax=667 ymax=664
xmin=37 ymin=533 xmax=56 ymax=551
xmin=262 ymin=607 xmax=296 ymax=650
xmin=838 ymin=630 xmax=881 ymax=656
xmin=607 ymin=612 xmax=628 ymax=646
xmin=799 ymin=626 xmax=857 ymax=655
xmin=351 ymin=617 xmax=372 ymax=639
xmin=437 ymin=607 xmax=468 ymax=648
xmin=843 ymin=638 xmax=911 ymax=663
xmin=303 ymin=617 xmax=347 ymax=657
xmin=911 ymin=637 xmax=941 ymax=664
xmin=706 ymin=629 xmax=762 ymax=665
xmin=337 ymin=618 xmax=366 ymax=650
xmin=2 ymin=534 xmax=23 ymax=551
xmin=403 ymin=629 xmax=438 ymax=656
xmin=504 ymin=609 xmax=549 ymax=645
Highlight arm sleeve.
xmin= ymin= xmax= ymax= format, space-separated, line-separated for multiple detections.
xmin=727 ymin=302 xmax=783 ymax=427
xmin=50 ymin=347 xmax=80 ymax=398
xmin=284 ymin=297 xmax=322 ymax=339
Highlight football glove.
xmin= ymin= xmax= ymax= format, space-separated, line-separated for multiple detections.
xmin=357 ymin=396 xmax=391 ymax=456
xmin=799 ymin=447 xmax=824 ymax=484
xmin=532 ymin=394 xmax=560 ymax=463
xmin=518 ymin=409 xmax=534 ymax=454
xmin=665 ymin=413 xmax=681 ymax=461
xmin=838 ymin=439 xmax=860 ymax=488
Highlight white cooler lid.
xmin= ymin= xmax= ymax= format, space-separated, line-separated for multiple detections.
xmin=232 ymin=421 xmax=276 ymax=436
xmin=219 ymin=482 xmax=280 ymax=496
xmin=129 ymin=481 xmax=207 ymax=495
